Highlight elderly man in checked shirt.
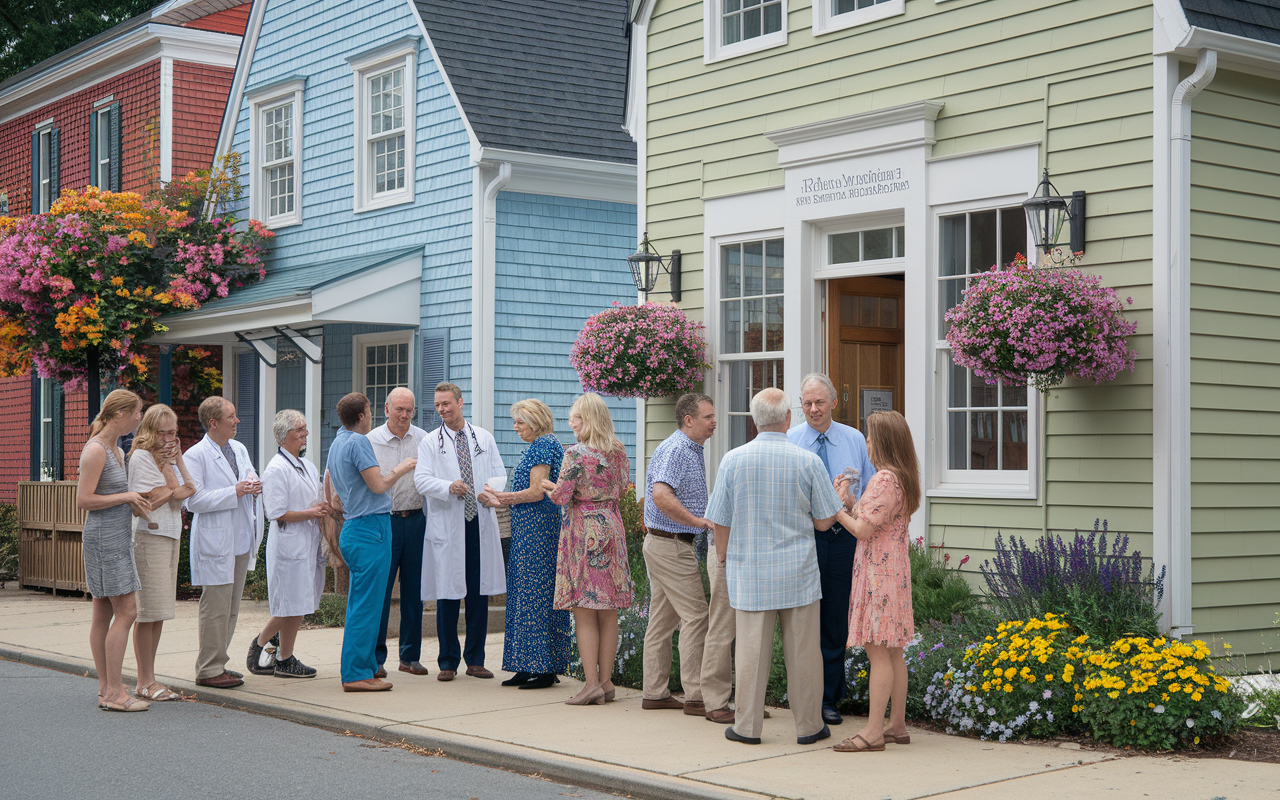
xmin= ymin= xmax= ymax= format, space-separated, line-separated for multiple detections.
xmin=707 ymin=387 xmax=844 ymax=746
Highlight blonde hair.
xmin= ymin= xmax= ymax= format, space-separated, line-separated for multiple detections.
xmin=866 ymin=410 xmax=921 ymax=517
xmin=510 ymin=399 xmax=554 ymax=438
xmin=89 ymin=389 xmax=141 ymax=437
xmin=198 ymin=395 xmax=231 ymax=429
xmin=130 ymin=403 xmax=177 ymax=460
xmin=569 ymin=393 xmax=621 ymax=454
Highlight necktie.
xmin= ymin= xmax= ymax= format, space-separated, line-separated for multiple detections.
xmin=815 ymin=433 xmax=832 ymax=476
xmin=222 ymin=443 xmax=240 ymax=478
xmin=454 ymin=431 xmax=478 ymax=522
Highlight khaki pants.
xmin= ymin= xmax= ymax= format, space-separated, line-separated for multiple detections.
xmin=733 ymin=600 xmax=823 ymax=740
xmin=195 ymin=552 xmax=251 ymax=680
xmin=701 ymin=551 xmax=735 ymax=711
xmin=641 ymin=534 xmax=708 ymax=702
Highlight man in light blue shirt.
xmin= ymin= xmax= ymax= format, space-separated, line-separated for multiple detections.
xmin=707 ymin=387 xmax=843 ymax=746
xmin=787 ymin=372 xmax=875 ymax=726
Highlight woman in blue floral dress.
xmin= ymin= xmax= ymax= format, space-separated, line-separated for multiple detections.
xmin=490 ymin=399 xmax=570 ymax=690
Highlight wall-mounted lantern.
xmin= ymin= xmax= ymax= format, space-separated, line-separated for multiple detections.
xmin=627 ymin=231 xmax=681 ymax=302
xmin=1022 ymin=168 xmax=1086 ymax=255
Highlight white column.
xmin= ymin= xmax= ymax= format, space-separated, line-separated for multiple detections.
xmin=159 ymin=56 xmax=173 ymax=183
xmin=257 ymin=357 xmax=277 ymax=472
xmin=305 ymin=341 xmax=322 ymax=470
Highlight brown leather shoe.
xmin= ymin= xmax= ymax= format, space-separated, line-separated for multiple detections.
xmin=195 ymin=671 xmax=244 ymax=689
xmin=437 ymin=669 xmax=456 ymax=682
xmin=342 ymin=678 xmax=393 ymax=692
xmin=375 ymin=666 xmax=388 ymax=679
xmin=683 ymin=700 xmax=706 ymax=716
xmin=399 ymin=661 xmax=429 ymax=675
xmin=465 ymin=665 xmax=494 ymax=679
xmin=642 ymin=696 xmax=684 ymax=710
xmin=705 ymin=707 xmax=735 ymax=724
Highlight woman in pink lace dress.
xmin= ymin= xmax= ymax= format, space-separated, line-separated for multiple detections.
xmin=541 ymin=393 xmax=633 ymax=706
xmin=832 ymin=410 xmax=920 ymax=753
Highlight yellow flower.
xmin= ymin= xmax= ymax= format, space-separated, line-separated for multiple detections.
xmin=1108 ymin=691 xmax=1120 ymax=699
xmin=1003 ymin=684 xmax=1013 ymax=693
xmin=1046 ymin=674 xmax=1054 ymax=681
xmin=1192 ymin=691 xmax=1202 ymax=701
xmin=1170 ymin=683 xmax=1181 ymax=693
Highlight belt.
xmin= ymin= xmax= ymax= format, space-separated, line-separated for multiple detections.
xmin=648 ymin=528 xmax=697 ymax=544
xmin=391 ymin=509 xmax=423 ymax=518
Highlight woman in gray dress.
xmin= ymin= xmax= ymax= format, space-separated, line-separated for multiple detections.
xmin=76 ymin=389 xmax=152 ymax=712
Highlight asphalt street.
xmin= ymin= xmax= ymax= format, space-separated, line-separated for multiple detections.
xmin=0 ymin=658 xmax=620 ymax=800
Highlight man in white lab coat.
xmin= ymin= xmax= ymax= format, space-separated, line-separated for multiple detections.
xmin=414 ymin=382 xmax=506 ymax=680
xmin=184 ymin=396 xmax=262 ymax=688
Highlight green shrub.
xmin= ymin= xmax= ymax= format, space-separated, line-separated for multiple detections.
xmin=0 ymin=503 xmax=18 ymax=587
xmin=909 ymin=536 xmax=982 ymax=626
xmin=304 ymin=593 xmax=347 ymax=627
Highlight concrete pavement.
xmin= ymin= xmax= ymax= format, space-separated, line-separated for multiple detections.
xmin=1 ymin=585 xmax=1275 ymax=800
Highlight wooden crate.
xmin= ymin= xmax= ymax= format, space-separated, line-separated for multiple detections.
xmin=18 ymin=481 xmax=88 ymax=594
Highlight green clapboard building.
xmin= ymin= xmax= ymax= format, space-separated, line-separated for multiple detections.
xmin=626 ymin=0 xmax=1280 ymax=664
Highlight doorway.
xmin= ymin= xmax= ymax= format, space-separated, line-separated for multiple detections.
xmin=826 ymin=276 xmax=905 ymax=434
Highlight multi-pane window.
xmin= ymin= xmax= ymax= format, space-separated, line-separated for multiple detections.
xmin=368 ymin=68 xmax=405 ymax=196
xmin=359 ymin=337 xmax=412 ymax=429
xmin=721 ymin=239 xmax=784 ymax=449
xmin=261 ymin=102 xmax=295 ymax=219
xmin=38 ymin=378 xmax=55 ymax=481
xmin=94 ymin=110 xmax=111 ymax=189
xmin=36 ymin=129 xmax=54 ymax=213
xmin=833 ymin=0 xmax=891 ymax=14
xmin=828 ymin=225 xmax=905 ymax=265
xmin=722 ymin=0 xmax=783 ymax=46
xmin=937 ymin=207 xmax=1029 ymax=472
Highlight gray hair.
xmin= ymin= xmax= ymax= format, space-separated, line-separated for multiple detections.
xmin=800 ymin=372 xmax=837 ymax=402
xmin=273 ymin=409 xmax=307 ymax=444
xmin=750 ymin=388 xmax=790 ymax=428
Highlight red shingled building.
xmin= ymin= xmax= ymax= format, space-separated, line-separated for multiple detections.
xmin=0 ymin=0 xmax=248 ymax=501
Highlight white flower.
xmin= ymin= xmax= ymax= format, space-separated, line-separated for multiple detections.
xmin=1211 ymin=709 xmax=1222 ymax=720
xmin=1154 ymin=705 xmax=1165 ymax=714
xmin=1043 ymin=689 xmax=1053 ymax=699
xmin=1028 ymin=701 xmax=1039 ymax=712
xmin=987 ymin=707 xmax=997 ymax=716
xmin=1186 ymin=718 xmax=1196 ymax=728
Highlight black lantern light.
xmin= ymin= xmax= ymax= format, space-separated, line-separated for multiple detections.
xmin=1022 ymin=168 xmax=1086 ymax=256
xmin=627 ymin=231 xmax=681 ymax=302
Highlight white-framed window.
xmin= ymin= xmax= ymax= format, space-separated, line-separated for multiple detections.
xmin=248 ymin=79 xmax=304 ymax=228
xmin=89 ymin=99 xmax=120 ymax=191
xmin=704 ymin=0 xmax=788 ymax=64
xmin=719 ymin=236 xmax=785 ymax=449
xmin=931 ymin=203 xmax=1038 ymax=498
xmin=812 ymin=0 xmax=904 ymax=36
xmin=354 ymin=331 xmax=414 ymax=429
xmin=349 ymin=40 xmax=417 ymax=212
xmin=38 ymin=378 xmax=56 ymax=481
xmin=32 ymin=123 xmax=57 ymax=213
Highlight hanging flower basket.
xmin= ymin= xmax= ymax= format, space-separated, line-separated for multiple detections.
xmin=944 ymin=254 xmax=1137 ymax=393
xmin=570 ymin=302 xmax=710 ymax=399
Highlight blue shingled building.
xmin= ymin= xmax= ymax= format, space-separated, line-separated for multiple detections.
xmin=155 ymin=0 xmax=638 ymax=475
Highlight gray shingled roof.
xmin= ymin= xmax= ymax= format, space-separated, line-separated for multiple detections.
xmin=415 ymin=0 xmax=635 ymax=164
xmin=1182 ymin=0 xmax=1280 ymax=45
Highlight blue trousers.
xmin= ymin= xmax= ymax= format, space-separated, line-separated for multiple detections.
xmin=339 ymin=514 xmax=392 ymax=684
xmin=815 ymin=523 xmax=856 ymax=710
xmin=436 ymin=515 xmax=487 ymax=670
xmin=376 ymin=510 xmax=426 ymax=666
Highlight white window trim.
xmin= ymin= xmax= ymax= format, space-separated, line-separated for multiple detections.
xmin=812 ymin=0 xmax=904 ymax=37
xmin=704 ymin=0 xmax=789 ymax=65
xmin=353 ymin=330 xmax=416 ymax=396
xmin=34 ymin=121 xmax=54 ymax=214
xmin=349 ymin=40 xmax=418 ymax=213
xmin=926 ymin=195 xmax=1039 ymax=500
xmin=247 ymin=79 xmax=304 ymax=229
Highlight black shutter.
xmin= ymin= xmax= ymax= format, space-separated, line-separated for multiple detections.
xmin=109 ymin=104 xmax=121 ymax=191
xmin=30 ymin=132 xmax=39 ymax=213
xmin=52 ymin=383 xmax=64 ymax=480
xmin=419 ymin=329 xmax=449 ymax=430
xmin=88 ymin=111 xmax=98 ymax=188
xmin=235 ymin=351 xmax=259 ymax=467
xmin=49 ymin=128 xmax=59 ymax=201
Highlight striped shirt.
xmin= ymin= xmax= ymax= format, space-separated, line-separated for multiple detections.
xmin=706 ymin=432 xmax=845 ymax=611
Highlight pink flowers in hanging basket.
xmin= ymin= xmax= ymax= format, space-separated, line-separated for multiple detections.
xmin=944 ymin=254 xmax=1137 ymax=393
xmin=571 ymin=302 xmax=710 ymax=398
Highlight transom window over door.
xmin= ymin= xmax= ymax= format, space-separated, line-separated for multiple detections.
xmin=936 ymin=207 xmax=1030 ymax=474
xmin=720 ymin=238 xmax=783 ymax=449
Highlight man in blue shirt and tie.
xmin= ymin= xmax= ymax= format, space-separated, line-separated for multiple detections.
xmin=787 ymin=372 xmax=875 ymax=726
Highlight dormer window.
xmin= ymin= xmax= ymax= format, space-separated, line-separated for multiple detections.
xmin=349 ymin=40 xmax=418 ymax=213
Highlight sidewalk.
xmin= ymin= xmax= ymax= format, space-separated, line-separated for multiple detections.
xmin=1 ymin=585 xmax=1274 ymax=800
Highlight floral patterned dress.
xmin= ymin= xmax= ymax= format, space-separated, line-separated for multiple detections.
xmin=549 ymin=443 xmax=634 ymax=611
xmin=847 ymin=469 xmax=915 ymax=648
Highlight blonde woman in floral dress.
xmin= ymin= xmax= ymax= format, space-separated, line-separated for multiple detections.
xmin=832 ymin=410 xmax=920 ymax=753
xmin=541 ymin=393 xmax=633 ymax=706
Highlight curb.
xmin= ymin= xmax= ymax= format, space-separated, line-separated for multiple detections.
xmin=0 ymin=645 xmax=773 ymax=800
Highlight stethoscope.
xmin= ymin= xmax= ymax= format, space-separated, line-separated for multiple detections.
xmin=278 ymin=447 xmax=308 ymax=478
xmin=438 ymin=423 xmax=485 ymax=457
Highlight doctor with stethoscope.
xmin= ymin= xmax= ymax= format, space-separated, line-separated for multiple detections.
xmin=414 ymin=382 xmax=507 ymax=680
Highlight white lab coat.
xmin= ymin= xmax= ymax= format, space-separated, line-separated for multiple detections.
xmin=184 ymin=435 xmax=262 ymax=587
xmin=414 ymin=422 xmax=507 ymax=600
xmin=261 ymin=449 xmax=325 ymax=617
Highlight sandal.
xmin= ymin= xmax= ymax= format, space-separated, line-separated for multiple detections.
xmin=137 ymin=683 xmax=183 ymax=702
xmin=883 ymin=731 xmax=911 ymax=744
xmin=833 ymin=733 xmax=884 ymax=752
xmin=100 ymin=696 xmax=150 ymax=712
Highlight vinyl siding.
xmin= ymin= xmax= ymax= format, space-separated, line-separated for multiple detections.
xmin=1188 ymin=67 xmax=1280 ymax=664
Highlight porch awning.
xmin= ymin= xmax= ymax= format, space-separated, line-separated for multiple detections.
xmin=151 ymin=246 xmax=423 ymax=343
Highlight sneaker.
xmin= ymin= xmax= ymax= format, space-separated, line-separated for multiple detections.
xmin=274 ymin=655 xmax=317 ymax=679
xmin=247 ymin=639 xmax=275 ymax=676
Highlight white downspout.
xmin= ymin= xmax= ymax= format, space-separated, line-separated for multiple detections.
xmin=628 ymin=7 xmax=652 ymax=491
xmin=473 ymin=161 xmax=511 ymax=434
xmin=1166 ymin=48 xmax=1216 ymax=638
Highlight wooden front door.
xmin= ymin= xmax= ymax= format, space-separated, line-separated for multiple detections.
xmin=827 ymin=276 xmax=905 ymax=434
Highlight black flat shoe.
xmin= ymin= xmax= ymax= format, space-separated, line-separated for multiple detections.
xmin=518 ymin=673 xmax=559 ymax=689
xmin=822 ymin=706 xmax=844 ymax=725
xmin=501 ymin=671 xmax=531 ymax=686
xmin=725 ymin=727 xmax=761 ymax=745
